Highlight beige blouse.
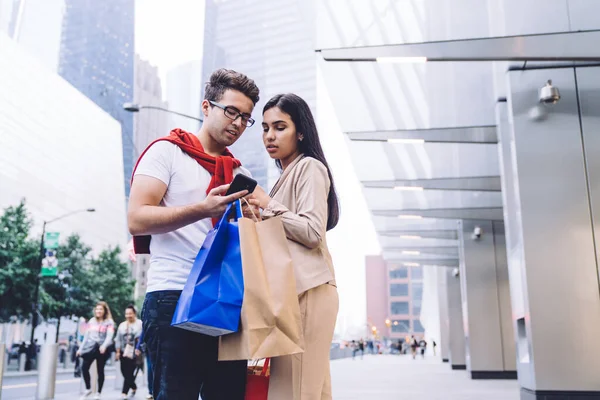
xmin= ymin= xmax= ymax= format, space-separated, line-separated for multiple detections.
xmin=262 ymin=155 xmax=336 ymax=294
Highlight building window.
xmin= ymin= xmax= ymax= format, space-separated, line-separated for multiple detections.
xmin=411 ymin=282 xmax=423 ymax=301
xmin=389 ymin=267 xmax=408 ymax=280
xmin=391 ymin=301 xmax=409 ymax=315
xmin=390 ymin=283 xmax=409 ymax=297
xmin=391 ymin=320 xmax=411 ymax=333
xmin=412 ymin=300 xmax=422 ymax=316
xmin=413 ymin=319 xmax=425 ymax=333
xmin=411 ymin=267 xmax=423 ymax=280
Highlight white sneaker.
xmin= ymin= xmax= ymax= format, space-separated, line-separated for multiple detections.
xmin=80 ymin=389 xmax=92 ymax=399
xmin=93 ymin=393 xmax=101 ymax=400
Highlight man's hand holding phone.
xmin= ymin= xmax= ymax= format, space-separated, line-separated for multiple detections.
xmin=201 ymin=184 xmax=248 ymax=219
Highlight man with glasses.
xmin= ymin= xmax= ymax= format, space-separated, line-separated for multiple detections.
xmin=128 ymin=68 xmax=260 ymax=399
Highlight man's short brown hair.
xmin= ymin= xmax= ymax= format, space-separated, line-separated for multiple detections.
xmin=204 ymin=68 xmax=260 ymax=105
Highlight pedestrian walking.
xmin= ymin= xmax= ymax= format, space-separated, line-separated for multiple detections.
xmin=115 ymin=305 xmax=143 ymax=399
xmin=247 ymin=93 xmax=341 ymax=399
xmin=410 ymin=336 xmax=419 ymax=360
xmin=419 ymin=338 xmax=428 ymax=358
xmin=76 ymin=302 xmax=115 ymax=399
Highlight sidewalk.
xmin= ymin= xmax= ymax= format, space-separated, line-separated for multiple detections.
xmin=4 ymin=366 xmax=116 ymax=378
xmin=330 ymin=355 xmax=519 ymax=400
xmin=4 ymin=355 xmax=520 ymax=399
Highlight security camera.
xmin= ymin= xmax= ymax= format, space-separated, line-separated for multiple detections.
xmin=452 ymin=268 xmax=460 ymax=278
xmin=539 ymin=80 xmax=560 ymax=104
xmin=471 ymin=226 xmax=482 ymax=240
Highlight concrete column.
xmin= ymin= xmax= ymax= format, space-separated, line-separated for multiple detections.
xmin=458 ymin=219 xmax=516 ymax=379
xmin=498 ymin=66 xmax=600 ymax=399
xmin=436 ymin=268 xmax=450 ymax=362
xmin=445 ymin=268 xmax=466 ymax=370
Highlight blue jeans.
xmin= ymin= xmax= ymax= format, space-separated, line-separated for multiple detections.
xmin=142 ymin=290 xmax=247 ymax=400
xmin=146 ymin=354 xmax=153 ymax=396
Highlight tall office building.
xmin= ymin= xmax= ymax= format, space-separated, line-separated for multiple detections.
xmin=58 ymin=0 xmax=135 ymax=197
xmin=202 ymin=0 xmax=317 ymax=188
xmin=166 ymin=60 xmax=203 ymax=134
xmin=133 ymin=55 xmax=169 ymax=154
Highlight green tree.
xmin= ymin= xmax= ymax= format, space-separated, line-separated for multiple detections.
xmin=90 ymin=246 xmax=135 ymax=323
xmin=0 ymin=201 xmax=39 ymax=322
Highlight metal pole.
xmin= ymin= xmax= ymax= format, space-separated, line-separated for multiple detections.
xmin=0 ymin=343 xmax=5 ymax=400
xmin=27 ymin=221 xmax=46 ymax=371
xmin=36 ymin=343 xmax=58 ymax=400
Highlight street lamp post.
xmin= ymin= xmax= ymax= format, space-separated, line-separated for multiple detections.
xmin=26 ymin=208 xmax=95 ymax=370
xmin=122 ymin=102 xmax=203 ymax=122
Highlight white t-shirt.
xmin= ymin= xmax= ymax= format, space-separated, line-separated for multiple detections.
xmin=134 ymin=141 xmax=250 ymax=293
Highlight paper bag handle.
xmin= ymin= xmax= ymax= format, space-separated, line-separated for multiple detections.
xmin=241 ymin=197 xmax=260 ymax=222
xmin=261 ymin=358 xmax=270 ymax=376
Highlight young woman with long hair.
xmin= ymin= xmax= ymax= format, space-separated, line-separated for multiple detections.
xmin=76 ymin=301 xmax=115 ymax=399
xmin=248 ymin=93 xmax=340 ymax=399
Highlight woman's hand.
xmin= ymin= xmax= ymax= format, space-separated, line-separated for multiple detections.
xmin=76 ymin=350 xmax=81 ymax=357
xmin=115 ymin=350 xmax=120 ymax=361
xmin=135 ymin=349 xmax=141 ymax=358
xmin=99 ymin=346 xmax=106 ymax=355
xmin=242 ymin=202 xmax=261 ymax=220
xmin=249 ymin=186 xmax=271 ymax=209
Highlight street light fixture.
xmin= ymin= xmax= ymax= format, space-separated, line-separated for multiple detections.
xmin=123 ymin=102 xmax=203 ymax=123
xmin=26 ymin=208 xmax=95 ymax=370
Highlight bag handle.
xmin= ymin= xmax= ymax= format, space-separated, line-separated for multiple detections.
xmin=241 ymin=198 xmax=260 ymax=222
xmin=214 ymin=200 xmax=243 ymax=229
xmin=261 ymin=358 xmax=270 ymax=376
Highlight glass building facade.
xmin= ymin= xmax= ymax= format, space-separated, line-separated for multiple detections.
xmin=202 ymin=0 xmax=317 ymax=189
xmin=58 ymin=0 xmax=134 ymax=197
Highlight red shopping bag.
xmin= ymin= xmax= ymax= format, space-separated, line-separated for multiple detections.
xmin=245 ymin=358 xmax=270 ymax=400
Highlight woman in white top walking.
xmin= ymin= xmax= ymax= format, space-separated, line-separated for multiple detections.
xmin=115 ymin=305 xmax=143 ymax=399
xmin=77 ymin=301 xmax=115 ymax=399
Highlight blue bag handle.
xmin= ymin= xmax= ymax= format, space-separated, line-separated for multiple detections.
xmin=214 ymin=200 xmax=243 ymax=229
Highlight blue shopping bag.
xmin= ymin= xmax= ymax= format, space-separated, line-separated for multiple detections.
xmin=171 ymin=201 xmax=244 ymax=336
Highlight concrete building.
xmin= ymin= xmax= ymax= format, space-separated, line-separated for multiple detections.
xmin=166 ymin=59 xmax=203 ymax=134
xmin=0 ymin=32 xmax=127 ymax=254
xmin=366 ymin=255 xmax=425 ymax=340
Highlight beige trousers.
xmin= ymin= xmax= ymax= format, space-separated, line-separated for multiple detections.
xmin=268 ymin=283 xmax=339 ymax=400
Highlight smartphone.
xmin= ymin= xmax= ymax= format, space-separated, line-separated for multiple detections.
xmin=225 ymin=174 xmax=257 ymax=196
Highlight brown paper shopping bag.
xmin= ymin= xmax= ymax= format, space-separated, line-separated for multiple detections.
xmin=218 ymin=214 xmax=304 ymax=360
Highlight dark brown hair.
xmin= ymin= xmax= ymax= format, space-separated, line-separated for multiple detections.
xmin=204 ymin=68 xmax=260 ymax=105
xmin=263 ymin=93 xmax=340 ymax=231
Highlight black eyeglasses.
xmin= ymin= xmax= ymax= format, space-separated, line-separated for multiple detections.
xmin=209 ymin=101 xmax=255 ymax=127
